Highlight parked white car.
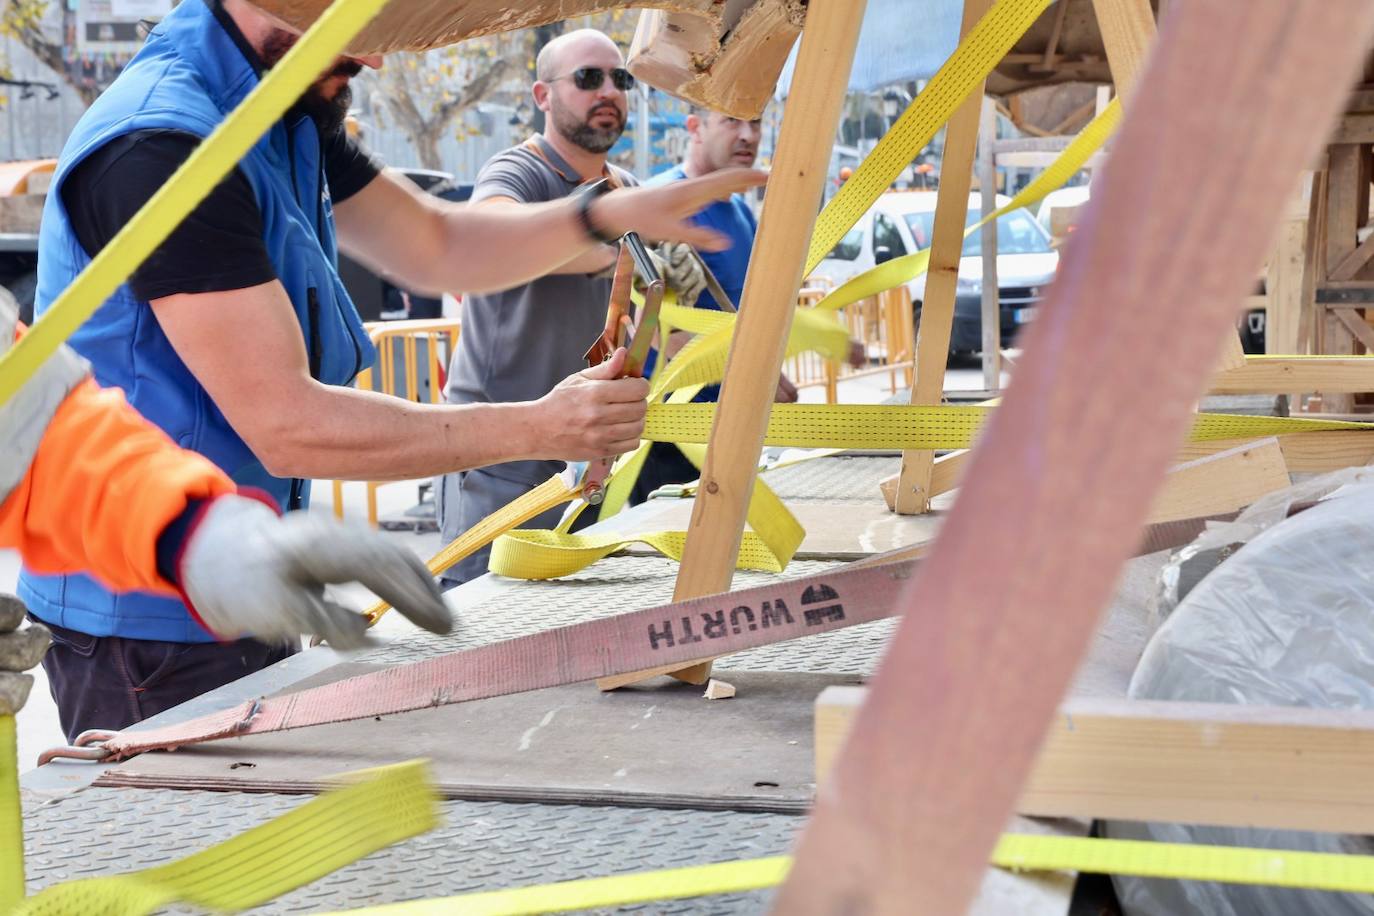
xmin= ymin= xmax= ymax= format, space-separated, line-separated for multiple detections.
xmin=814 ymin=191 xmax=1059 ymax=355
xmin=1035 ymin=184 xmax=1092 ymax=240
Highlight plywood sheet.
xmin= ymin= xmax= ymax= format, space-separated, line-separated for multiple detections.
xmin=96 ymin=669 xmax=860 ymax=813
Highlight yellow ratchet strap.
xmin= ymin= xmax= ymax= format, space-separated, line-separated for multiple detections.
xmin=1 ymin=716 xmax=22 ymax=911
xmin=12 ymin=760 xmax=438 ymax=916
xmin=642 ymin=404 xmax=1368 ymax=450
xmin=811 ymin=98 xmax=1123 ymax=315
xmin=643 ymin=96 xmax=1122 ymax=411
xmin=0 ymin=0 xmax=393 ymax=407
xmin=329 ymin=835 xmax=1374 ymax=915
xmin=489 ymin=439 xmax=804 ymax=580
xmin=805 ymin=0 xmax=1055 ymax=273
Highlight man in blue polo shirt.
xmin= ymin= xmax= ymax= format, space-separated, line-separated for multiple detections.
xmin=635 ymin=107 xmax=796 ymax=497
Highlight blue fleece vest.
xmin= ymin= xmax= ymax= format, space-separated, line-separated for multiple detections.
xmin=20 ymin=0 xmax=375 ymax=642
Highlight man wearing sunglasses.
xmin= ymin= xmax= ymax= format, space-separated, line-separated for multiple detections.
xmin=437 ymin=29 xmax=705 ymax=587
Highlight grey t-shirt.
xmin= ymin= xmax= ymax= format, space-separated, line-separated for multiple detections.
xmin=444 ymin=137 xmax=636 ymax=484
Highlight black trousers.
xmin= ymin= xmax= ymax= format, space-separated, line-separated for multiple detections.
xmin=36 ymin=618 xmax=296 ymax=742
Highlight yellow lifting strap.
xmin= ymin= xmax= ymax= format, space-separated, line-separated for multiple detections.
xmin=640 ymin=404 xmax=1365 ymax=451
xmin=10 ymin=760 xmax=438 ymax=915
xmin=328 ymin=835 xmax=1374 ymax=915
xmin=1 ymin=717 xmax=22 ymax=912
xmin=804 ymin=0 xmax=1056 ymax=273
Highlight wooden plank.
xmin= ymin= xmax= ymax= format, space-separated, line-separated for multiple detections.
xmin=1147 ymin=439 xmax=1289 ymax=523
xmin=919 ymin=438 xmax=1290 ymax=519
xmin=776 ymin=3 xmax=1374 ymax=912
xmin=596 ymin=0 xmax=865 ymax=691
xmin=1334 ymin=306 xmax=1374 ymax=351
xmin=816 ymin=687 xmax=1374 ymax=835
xmin=1091 ymin=0 xmax=1156 ymax=104
xmin=1322 ymin=147 xmax=1361 ymax=413
xmin=1173 ymin=429 xmax=1374 ymax=473
xmin=1214 ymin=319 xmax=1248 ymax=371
xmin=1332 ymin=112 xmax=1374 ymax=144
xmin=1330 ymin=231 xmax=1374 ymax=281
xmin=891 ymin=0 xmax=992 ymax=516
xmin=881 ymin=447 xmax=970 ymax=506
xmin=1347 ymin=86 xmax=1374 ymax=112
xmin=1298 ymin=168 xmax=1330 ymax=355
xmin=1209 ymin=355 xmax=1374 ymax=393
xmin=1266 ymin=218 xmax=1308 ymax=353
xmin=1326 ymin=146 xmax=1361 ymax=271
xmin=1037 ymin=0 xmax=1068 ymax=71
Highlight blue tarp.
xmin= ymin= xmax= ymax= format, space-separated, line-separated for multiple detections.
xmin=774 ymin=0 xmax=964 ymax=97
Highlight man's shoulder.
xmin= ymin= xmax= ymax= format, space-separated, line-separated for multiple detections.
xmin=645 ymin=164 xmax=688 ymax=187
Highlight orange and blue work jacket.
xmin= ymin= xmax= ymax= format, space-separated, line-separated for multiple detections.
xmin=0 ymin=296 xmax=234 ymax=596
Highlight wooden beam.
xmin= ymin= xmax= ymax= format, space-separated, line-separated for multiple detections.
xmin=1326 ymin=146 xmax=1361 ymax=280
xmin=1213 ymin=318 xmax=1249 ymax=371
xmin=1266 ymin=217 xmax=1308 ymax=353
xmin=891 ymin=0 xmax=992 ymax=516
xmin=1090 ymin=0 xmax=1156 ymax=104
xmin=1209 ymin=355 xmax=1374 ymax=393
xmin=816 ymin=687 xmax=1374 ymax=835
xmin=1297 ymin=168 xmax=1329 ymax=356
xmin=912 ymin=437 xmax=1290 ymax=518
xmin=1329 ymin=230 xmax=1374 ymax=281
xmin=596 ymin=0 xmax=865 ymax=691
xmin=1037 ymin=0 xmax=1068 ymax=72
xmin=1331 ymin=113 xmax=1374 ymax=144
xmin=1147 ymin=439 xmax=1289 ymax=523
xmin=1174 ymin=429 xmax=1374 ymax=473
xmin=1333 ymin=306 xmax=1374 ymax=351
xmin=776 ymin=3 xmax=1374 ymax=912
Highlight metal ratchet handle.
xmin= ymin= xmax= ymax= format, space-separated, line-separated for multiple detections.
xmin=581 ymin=234 xmax=660 ymax=506
xmin=622 ymin=231 xmax=661 ymax=285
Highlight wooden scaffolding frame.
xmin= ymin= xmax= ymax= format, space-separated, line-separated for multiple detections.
xmin=603 ymin=0 xmax=1374 ymax=909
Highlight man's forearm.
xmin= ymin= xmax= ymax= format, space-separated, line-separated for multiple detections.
xmin=550 ymin=241 xmax=618 ymax=276
xmin=425 ymin=196 xmax=605 ymax=293
xmin=255 ymin=383 xmax=545 ymax=481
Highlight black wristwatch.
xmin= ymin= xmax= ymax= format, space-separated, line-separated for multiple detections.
xmin=573 ymin=178 xmax=621 ymax=245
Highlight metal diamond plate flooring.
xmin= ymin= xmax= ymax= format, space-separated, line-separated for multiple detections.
xmin=22 ymin=788 xmax=797 ymax=913
xmin=759 ymin=454 xmax=898 ymax=502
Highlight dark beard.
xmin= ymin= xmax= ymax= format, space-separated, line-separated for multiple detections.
xmin=553 ymin=105 xmax=624 ymax=154
xmin=261 ymin=29 xmax=358 ymax=136
xmin=297 ymin=82 xmax=351 ymax=136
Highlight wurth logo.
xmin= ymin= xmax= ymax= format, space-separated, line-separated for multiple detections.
xmin=645 ymin=584 xmax=845 ymax=651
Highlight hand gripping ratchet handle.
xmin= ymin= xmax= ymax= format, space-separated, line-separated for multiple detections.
xmin=579 ymin=233 xmax=660 ymax=506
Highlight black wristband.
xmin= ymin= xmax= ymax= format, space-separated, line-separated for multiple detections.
xmin=573 ymin=178 xmax=620 ymax=245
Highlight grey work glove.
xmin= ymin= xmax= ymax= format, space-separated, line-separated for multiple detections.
xmin=0 ymin=594 xmax=49 ymax=715
xmin=654 ymin=242 xmax=708 ymax=309
xmin=180 ymin=495 xmax=451 ymax=651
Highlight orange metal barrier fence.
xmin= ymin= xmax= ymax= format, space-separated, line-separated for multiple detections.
xmin=783 ymin=284 xmax=916 ymax=402
xmin=332 ymin=318 xmax=460 ymax=526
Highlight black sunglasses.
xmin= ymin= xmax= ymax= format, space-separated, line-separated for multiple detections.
xmin=555 ymin=67 xmax=635 ymax=92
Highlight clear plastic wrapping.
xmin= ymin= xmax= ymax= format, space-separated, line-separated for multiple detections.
xmin=1114 ymin=478 xmax=1374 ymax=916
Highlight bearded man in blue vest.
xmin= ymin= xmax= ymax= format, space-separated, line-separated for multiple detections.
xmin=27 ymin=0 xmax=763 ymax=738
